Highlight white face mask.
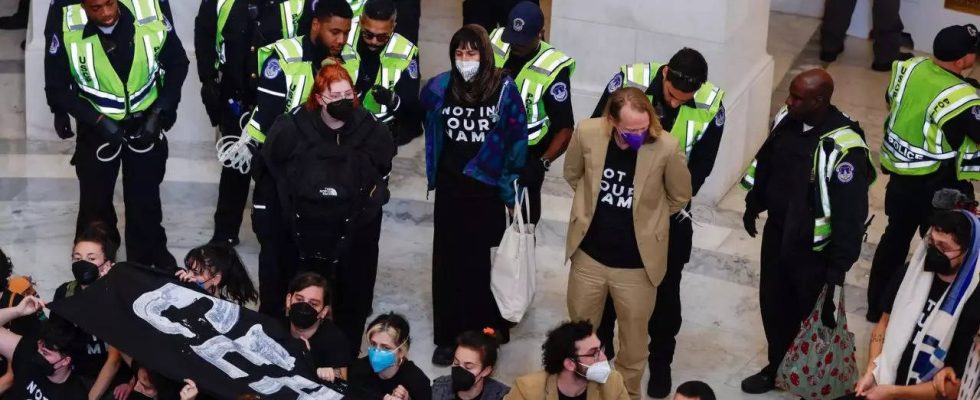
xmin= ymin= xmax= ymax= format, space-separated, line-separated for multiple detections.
xmin=578 ymin=360 xmax=612 ymax=384
xmin=455 ymin=60 xmax=480 ymax=82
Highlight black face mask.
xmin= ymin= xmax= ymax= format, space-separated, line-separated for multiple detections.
xmin=924 ymin=246 xmax=955 ymax=274
xmin=72 ymin=260 xmax=100 ymax=285
xmin=29 ymin=352 xmax=59 ymax=377
xmin=451 ymin=366 xmax=481 ymax=392
xmin=326 ymin=99 xmax=355 ymax=121
xmin=288 ymin=302 xmax=320 ymax=329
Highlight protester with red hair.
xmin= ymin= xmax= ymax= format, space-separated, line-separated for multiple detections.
xmin=262 ymin=62 xmax=396 ymax=357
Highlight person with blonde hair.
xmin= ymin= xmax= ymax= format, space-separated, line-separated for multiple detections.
xmin=563 ymin=86 xmax=692 ymax=399
xmin=348 ymin=313 xmax=431 ymax=400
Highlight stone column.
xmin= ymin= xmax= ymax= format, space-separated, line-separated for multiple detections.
xmin=549 ymin=0 xmax=774 ymax=205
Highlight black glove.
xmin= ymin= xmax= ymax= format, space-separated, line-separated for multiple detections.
xmin=821 ymin=285 xmax=838 ymax=329
xmin=742 ymin=210 xmax=759 ymax=238
xmin=95 ymin=117 xmax=124 ymax=145
xmin=130 ymin=109 xmax=162 ymax=148
xmin=53 ymin=112 xmax=74 ymax=139
xmin=519 ymin=158 xmax=547 ymax=187
xmin=371 ymin=85 xmax=399 ymax=109
xmin=201 ymin=81 xmax=223 ymax=127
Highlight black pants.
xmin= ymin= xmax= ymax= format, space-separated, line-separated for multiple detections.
xmin=461 ymin=0 xmax=538 ymax=32
xmin=432 ymin=190 xmax=509 ymax=346
xmin=596 ymin=215 xmax=692 ymax=370
xmin=73 ymin=122 xmax=176 ymax=269
xmin=866 ymin=174 xmax=968 ymax=318
xmin=212 ymin=117 xmax=252 ymax=242
xmin=758 ymin=218 xmax=827 ymax=377
xmin=302 ymin=211 xmax=383 ymax=358
xmin=523 ymin=164 xmax=545 ymax=225
xmin=820 ymin=0 xmax=902 ymax=63
xmin=252 ymin=170 xmax=299 ymax=317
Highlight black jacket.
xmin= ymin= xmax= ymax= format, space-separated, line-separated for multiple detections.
xmin=746 ymin=106 xmax=872 ymax=283
xmin=263 ymin=106 xmax=396 ymax=226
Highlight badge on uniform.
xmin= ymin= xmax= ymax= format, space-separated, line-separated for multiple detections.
xmin=408 ymin=59 xmax=419 ymax=80
xmin=513 ymin=18 xmax=525 ymax=32
xmin=836 ymin=162 xmax=855 ymax=183
xmin=714 ymin=106 xmax=725 ymax=127
xmin=49 ymin=35 xmax=60 ymax=55
xmin=607 ymin=74 xmax=623 ymax=93
xmin=972 ymin=106 xmax=980 ymax=121
xmin=164 ymin=17 xmax=173 ymax=32
xmin=550 ymin=82 xmax=569 ymax=103
xmin=264 ymin=58 xmax=282 ymax=79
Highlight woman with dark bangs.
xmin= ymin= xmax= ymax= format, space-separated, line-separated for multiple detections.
xmin=421 ymin=24 xmax=529 ymax=366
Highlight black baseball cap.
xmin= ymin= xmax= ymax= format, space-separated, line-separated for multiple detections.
xmin=934 ymin=24 xmax=979 ymax=62
xmin=501 ymin=1 xmax=544 ymax=45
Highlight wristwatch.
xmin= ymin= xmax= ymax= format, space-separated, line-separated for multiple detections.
xmin=540 ymin=158 xmax=552 ymax=170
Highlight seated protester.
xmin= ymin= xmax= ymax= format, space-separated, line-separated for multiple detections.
xmin=0 ymin=297 xmax=87 ymax=399
xmin=348 ymin=313 xmax=431 ymax=400
xmin=283 ymin=272 xmax=352 ymax=382
xmin=0 ymin=248 xmax=44 ymax=396
xmin=126 ymin=362 xmax=196 ymax=400
xmin=849 ymin=210 xmax=980 ymax=400
xmin=931 ymin=329 xmax=978 ymax=400
xmin=51 ymin=223 xmax=131 ymax=399
xmin=505 ymin=320 xmax=629 ymax=400
xmin=673 ymin=381 xmax=715 ymax=400
xmin=175 ymin=244 xmax=259 ymax=306
xmin=432 ymin=328 xmax=510 ymax=400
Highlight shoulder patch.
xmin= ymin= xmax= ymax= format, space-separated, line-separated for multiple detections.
xmin=407 ymin=59 xmax=419 ymax=80
xmin=48 ymin=35 xmax=60 ymax=55
xmin=607 ymin=74 xmax=623 ymax=93
xmin=835 ymin=161 xmax=855 ymax=183
xmin=550 ymin=82 xmax=568 ymax=102
xmin=972 ymin=105 xmax=980 ymax=121
xmin=714 ymin=106 xmax=725 ymax=127
xmin=264 ymin=58 xmax=282 ymax=79
xmin=163 ymin=17 xmax=173 ymax=32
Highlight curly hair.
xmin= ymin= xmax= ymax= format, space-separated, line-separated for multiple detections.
xmin=541 ymin=320 xmax=593 ymax=374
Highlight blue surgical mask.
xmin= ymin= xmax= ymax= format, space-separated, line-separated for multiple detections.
xmin=367 ymin=346 xmax=398 ymax=373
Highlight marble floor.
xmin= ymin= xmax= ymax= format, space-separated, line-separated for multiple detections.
xmin=4 ymin=1 xmax=979 ymax=398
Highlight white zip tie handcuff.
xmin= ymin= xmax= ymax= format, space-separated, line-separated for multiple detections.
xmin=95 ymin=133 xmax=160 ymax=162
xmin=675 ymin=208 xmax=704 ymax=227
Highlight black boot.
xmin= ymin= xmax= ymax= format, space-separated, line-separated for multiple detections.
xmin=647 ymin=365 xmax=672 ymax=398
xmin=0 ymin=0 xmax=28 ymax=30
xmin=740 ymin=370 xmax=776 ymax=394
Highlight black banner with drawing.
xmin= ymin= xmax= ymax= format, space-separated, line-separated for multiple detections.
xmin=48 ymin=263 xmax=344 ymax=400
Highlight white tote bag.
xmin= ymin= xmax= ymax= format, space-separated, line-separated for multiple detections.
xmin=491 ymin=184 xmax=536 ymax=323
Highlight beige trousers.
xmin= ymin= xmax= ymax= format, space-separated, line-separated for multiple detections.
xmin=567 ymin=250 xmax=657 ymax=400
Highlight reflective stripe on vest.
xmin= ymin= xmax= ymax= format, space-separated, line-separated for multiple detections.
xmin=279 ymin=0 xmax=306 ymax=40
xmin=360 ymin=33 xmax=418 ymax=122
xmin=881 ymin=57 xmax=980 ymax=176
xmin=620 ymin=62 xmax=725 ymax=157
xmin=246 ymin=37 xmax=359 ymax=142
xmin=62 ymin=0 xmax=166 ymax=120
xmin=490 ymin=27 xmax=576 ymax=146
xmin=740 ymin=107 xmax=790 ymax=191
xmin=812 ymin=127 xmax=871 ymax=251
xmin=214 ymin=0 xmax=236 ymax=68
xmin=349 ymin=0 xmax=366 ymax=17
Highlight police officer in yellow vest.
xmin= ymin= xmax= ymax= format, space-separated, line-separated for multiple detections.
xmin=740 ymin=69 xmax=873 ymax=395
xmin=347 ymin=0 xmax=420 ymax=145
xmin=222 ymin=0 xmax=356 ymax=317
xmin=589 ymin=48 xmax=724 ymax=398
xmin=44 ymin=0 xmax=188 ymax=270
xmin=490 ymin=1 xmax=575 ymax=224
xmin=196 ymin=0 xmax=314 ymax=247
xmin=866 ymin=24 xmax=980 ymax=323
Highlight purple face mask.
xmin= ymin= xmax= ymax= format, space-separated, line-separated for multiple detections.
xmin=618 ymin=129 xmax=647 ymax=151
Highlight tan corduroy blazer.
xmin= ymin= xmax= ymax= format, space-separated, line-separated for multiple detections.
xmin=563 ymin=117 xmax=692 ymax=286
xmin=503 ymin=371 xmax=631 ymax=400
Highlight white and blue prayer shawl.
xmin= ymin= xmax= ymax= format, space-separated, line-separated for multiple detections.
xmin=874 ymin=210 xmax=980 ymax=385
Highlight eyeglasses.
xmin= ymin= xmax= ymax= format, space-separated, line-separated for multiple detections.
xmin=572 ymin=346 xmax=605 ymax=360
xmin=319 ymin=91 xmax=355 ymax=102
xmin=360 ymin=30 xmax=391 ymax=43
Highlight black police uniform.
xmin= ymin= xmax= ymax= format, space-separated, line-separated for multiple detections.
xmin=195 ymin=0 xmax=315 ymax=244
xmin=867 ymin=95 xmax=980 ymax=321
xmin=591 ymin=67 xmax=724 ymax=374
xmin=44 ymin=2 xmax=188 ymax=269
xmin=251 ymin=35 xmax=332 ymax=318
xmin=500 ymin=49 xmax=574 ymax=224
xmin=353 ymin=33 xmax=421 ymax=145
xmin=745 ymin=106 xmax=870 ymax=379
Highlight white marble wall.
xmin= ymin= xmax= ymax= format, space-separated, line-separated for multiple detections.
xmin=548 ymin=0 xmax=775 ymax=204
